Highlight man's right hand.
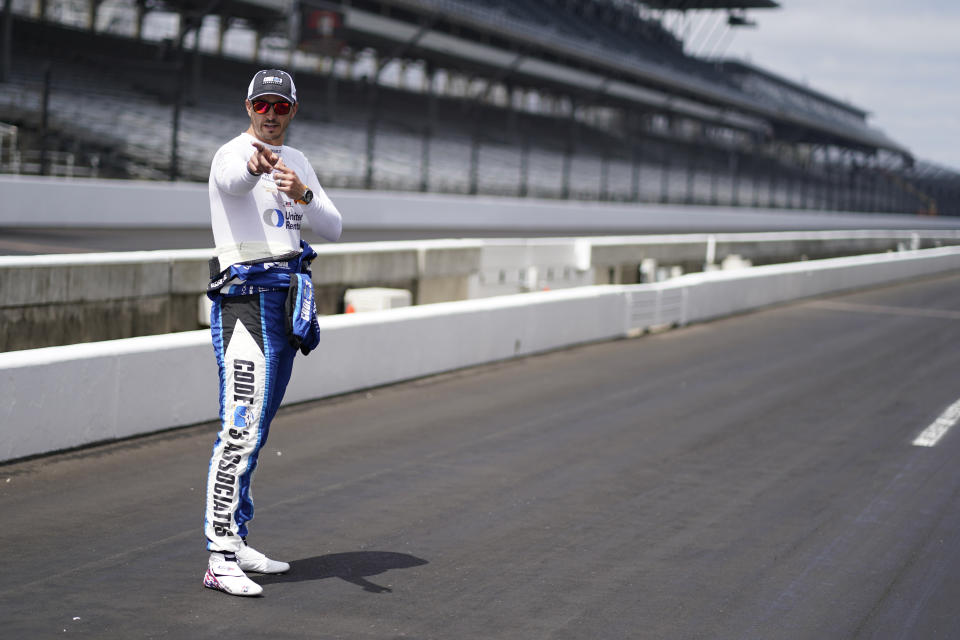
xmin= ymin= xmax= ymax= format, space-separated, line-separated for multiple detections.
xmin=247 ymin=142 xmax=279 ymax=176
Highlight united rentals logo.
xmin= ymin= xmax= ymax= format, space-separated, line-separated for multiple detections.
xmin=262 ymin=207 xmax=302 ymax=230
xmin=263 ymin=208 xmax=285 ymax=228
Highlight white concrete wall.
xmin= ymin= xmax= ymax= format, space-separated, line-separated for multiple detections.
xmin=4 ymin=174 xmax=960 ymax=232
xmin=3 ymin=245 xmax=960 ymax=462
xmin=0 ymin=332 xmax=214 ymax=460
xmin=664 ymin=247 xmax=960 ymax=326
xmin=286 ymin=287 xmax=627 ymax=405
xmin=5 ymin=232 xmax=960 ymax=310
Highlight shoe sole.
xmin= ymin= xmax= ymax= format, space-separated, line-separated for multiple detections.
xmin=203 ymin=569 xmax=263 ymax=597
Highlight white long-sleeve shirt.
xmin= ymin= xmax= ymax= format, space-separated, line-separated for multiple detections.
xmin=209 ymin=132 xmax=342 ymax=269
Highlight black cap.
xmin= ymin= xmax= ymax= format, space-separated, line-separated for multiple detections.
xmin=247 ymin=69 xmax=298 ymax=103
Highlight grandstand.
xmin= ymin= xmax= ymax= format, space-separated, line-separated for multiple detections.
xmin=1 ymin=0 xmax=958 ymax=215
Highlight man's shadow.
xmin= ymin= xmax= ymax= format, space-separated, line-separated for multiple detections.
xmin=256 ymin=551 xmax=428 ymax=593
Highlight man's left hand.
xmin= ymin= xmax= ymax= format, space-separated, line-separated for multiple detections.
xmin=273 ymin=159 xmax=308 ymax=201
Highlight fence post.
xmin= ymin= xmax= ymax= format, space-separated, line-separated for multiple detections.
xmin=1 ymin=0 xmax=11 ymax=83
xmin=40 ymin=64 xmax=51 ymax=176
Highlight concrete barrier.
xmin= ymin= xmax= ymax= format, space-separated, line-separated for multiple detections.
xmin=0 ymin=249 xmax=212 ymax=350
xmin=285 ymin=286 xmax=627 ymax=406
xmin=678 ymin=247 xmax=960 ymax=325
xmin=0 ymin=332 xmax=214 ymax=461
xmin=5 ymin=231 xmax=960 ymax=351
xmin=3 ymin=245 xmax=960 ymax=462
xmin=588 ymin=230 xmax=960 ymax=284
xmin=0 ymin=240 xmax=485 ymax=349
xmin=4 ymin=174 xmax=960 ymax=233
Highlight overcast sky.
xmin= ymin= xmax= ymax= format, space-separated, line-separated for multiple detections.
xmin=714 ymin=0 xmax=960 ymax=170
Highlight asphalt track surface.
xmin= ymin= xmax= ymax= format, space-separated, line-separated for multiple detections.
xmin=4 ymin=272 xmax=960 ymax=639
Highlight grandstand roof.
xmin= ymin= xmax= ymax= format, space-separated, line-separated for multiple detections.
xmin=335 ymin=2 xmax=907 ymax=155
xmin=717 ymin=59 xmax=869 ymax=119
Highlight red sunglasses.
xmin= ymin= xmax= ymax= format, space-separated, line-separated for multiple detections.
xmin=251 ymin=100 xmax=292 ymax=115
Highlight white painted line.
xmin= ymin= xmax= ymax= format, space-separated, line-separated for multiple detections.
xmin=913 ymin=398 xmax=960 ymax=447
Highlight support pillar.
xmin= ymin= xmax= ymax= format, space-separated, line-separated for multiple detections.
xmin=39 ymin=63 xmax=51 ymax=176
xmin=561 ymin=98 xmax=576 ymax=200
xmin=600 ymin=152 xmax=609 ymax=201
xmin=324 ymin=54 xmax=339 ymax=122
xmin=88 ymin=0 xmax=102 ymax=31
xmin=767 ymin=152 xmax=777 ymax=208
xmin=660 ymin=146 xmax=671 ymax=204
xmin=469 ymin=126 xmax=480 ymax=195
xmin=191 ymin=22 xmax=202 ymax=105
xmin=420 ymin=64 xmax=436 ymax=192
xmin=170 ymin=50 xmax=184 ymax=181
xmin=730 ymin=151 xmax=740 ymax=206
xmin=134 ymin=0 xmax=146 ymax=40
xmin=364 ymin=79 xmax=380 ymax=190
xmin=709 ymin=152 xmax=719 ymax=205
xmin=506 ymin=82 xmax=519 ymax=137
xmin=253 ymin=28 xmax=262 ymax=62
xmin=798 ymin=149 xmax=808 ymax=209
xmin=1 ymin=0 xmax=11 ymax=83
xmin=519 ymin=134 xmax=530 ymax=198
xmin=630 ymin=140 xmax=641 ymax=203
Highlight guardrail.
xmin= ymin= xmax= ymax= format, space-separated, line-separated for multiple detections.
xmin=3 ymin=245 xmax=960 ymax=463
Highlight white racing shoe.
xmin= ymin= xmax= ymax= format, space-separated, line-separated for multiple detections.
xmin=236 ymin=544 xmax=291 ymax=574
xmin=204 ymin=552 xmax=263 ymax=597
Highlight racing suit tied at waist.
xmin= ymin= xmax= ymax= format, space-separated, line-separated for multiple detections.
xmin=207 ymin=240 xmax=321 ymax=355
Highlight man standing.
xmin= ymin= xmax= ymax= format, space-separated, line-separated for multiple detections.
xmin=203 ymin=69 xmax=342 ymax=597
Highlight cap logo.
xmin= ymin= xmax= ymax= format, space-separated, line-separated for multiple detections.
xmin=247 ymin=69 xmax=297 ymax=103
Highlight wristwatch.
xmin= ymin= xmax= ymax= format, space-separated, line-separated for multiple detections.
xmin=296 ymin=189 xmax=314 ymax=205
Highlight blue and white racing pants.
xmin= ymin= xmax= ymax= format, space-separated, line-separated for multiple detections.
xmin=204 ymin=290 xmax=298 ymax=552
